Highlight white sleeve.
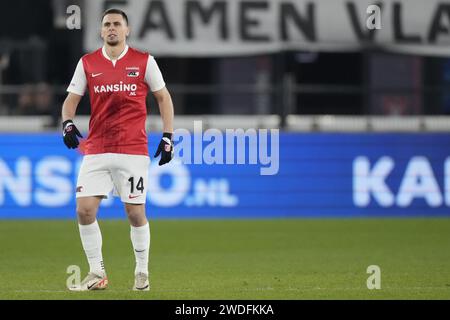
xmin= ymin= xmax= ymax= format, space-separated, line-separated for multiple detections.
xmin=145 ymin=55 xmax=166 ymax=92
xmin=67 ymin=59 xmax=87 ymax=96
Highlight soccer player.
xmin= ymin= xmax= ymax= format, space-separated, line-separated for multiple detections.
xmin=62 ymin=8 xmax=174 ymax=291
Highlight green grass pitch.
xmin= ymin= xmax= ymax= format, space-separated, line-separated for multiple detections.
xmin=0 ymin=218 xmax=449 ymax=299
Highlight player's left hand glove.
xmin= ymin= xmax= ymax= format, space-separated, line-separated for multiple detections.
xmin=154 ymin=132 xmax=174 ymax=166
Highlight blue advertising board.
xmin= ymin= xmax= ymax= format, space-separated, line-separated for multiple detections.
xmin=0 ymin=132 xmax=449 ymax=219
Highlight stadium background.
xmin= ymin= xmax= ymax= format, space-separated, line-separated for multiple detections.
xmin=1 ymin=0 xmax=450 ymax=300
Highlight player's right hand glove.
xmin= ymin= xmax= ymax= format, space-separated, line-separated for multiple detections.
xmin=154 ymin=132 xmax=174 ymax=166
xmin=62 ymin=119 xmax=83 ymax=149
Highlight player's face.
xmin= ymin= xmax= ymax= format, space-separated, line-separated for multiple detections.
xmin=101 ymin=14 xmax=129 ymax=46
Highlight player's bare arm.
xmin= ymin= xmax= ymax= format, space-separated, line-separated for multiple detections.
xmin=61 ymin=92 xmax=82 ymax=122
xmin=61 ymin=93 xmax=83 ymax=149
xmin=153 ymin=87 xmax=175 ymax=166
xmin=153 ymin=86 xmax=174 ymax=134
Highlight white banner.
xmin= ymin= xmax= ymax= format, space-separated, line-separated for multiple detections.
xmin=83 ymin=0 xmax=450 ymax=56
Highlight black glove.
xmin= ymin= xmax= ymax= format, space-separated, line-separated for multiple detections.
xmin=62 ymin=120 xmax=83 ymax=149
xmin=154 ymin=132 xmax=174 ymax=166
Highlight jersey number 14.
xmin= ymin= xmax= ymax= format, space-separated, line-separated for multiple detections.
xmin=128 ymin=177 xmax=144 ymax=193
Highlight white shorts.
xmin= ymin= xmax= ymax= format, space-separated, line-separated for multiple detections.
xmin=76 ymin=153 xmax=150 ymax=204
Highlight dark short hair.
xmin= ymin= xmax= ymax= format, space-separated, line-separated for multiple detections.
xmin=101 ymin=8 xmax=128 ymax=25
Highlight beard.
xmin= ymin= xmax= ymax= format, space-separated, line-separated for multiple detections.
xmin=106 ymin=34 xmax=120 ymax=46
xmin=106 ymin=39 xmax=119 ymax=46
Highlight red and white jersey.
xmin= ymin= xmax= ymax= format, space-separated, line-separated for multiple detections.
xmin=67 ymin=45 xmax=165 ymax=156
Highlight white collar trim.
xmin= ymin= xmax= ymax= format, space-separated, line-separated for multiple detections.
xmin=102 ymin=44 xmax=129 ymax=62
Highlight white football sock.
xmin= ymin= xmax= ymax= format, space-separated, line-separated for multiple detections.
xmin=130 ymin=223 xmax=150 ymax=275
xmin=78 ymin=220 xmax=105 ymax=275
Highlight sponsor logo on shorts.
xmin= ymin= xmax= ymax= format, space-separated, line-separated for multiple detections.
xmin=76 ymin=186 xmax=83 ymax=193
xmin=129 ymin=195 xmax=141 ymax=199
